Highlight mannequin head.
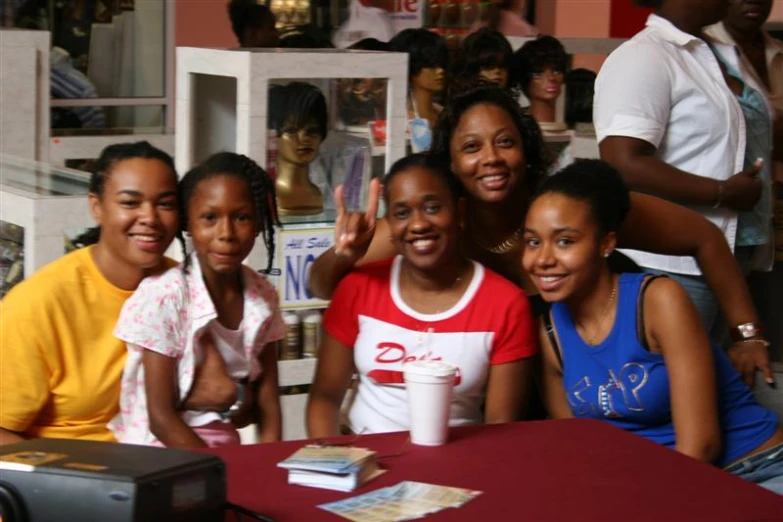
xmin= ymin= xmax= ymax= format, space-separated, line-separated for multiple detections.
xmin=228 ymin=0 xmax=279 ymax=48
xmin=515 ymin=36 xmax=568 ymax=106
xmin=724 ymin=0 xmax=772 ymax=34
xmin=452 ymin=28 xmax=514 ymax=89
xmin=389 ymin=29 xmax=449 ymax=94
xmin=269 ymin=82 xmax=328 ymax=167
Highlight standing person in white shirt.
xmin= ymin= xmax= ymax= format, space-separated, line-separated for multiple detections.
xmin=594 ymin=0 xmax=765 ymax=347
xmin=332 ymin=0 xmax=395 ymax=49
xmin=706 ymin=0 xmax=783 ymax=358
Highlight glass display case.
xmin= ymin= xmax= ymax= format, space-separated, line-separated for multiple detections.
xmin=0 ymin=154 xmax=94 ymax=297
xmin=175 ymin=46 xmax=407 ymax=283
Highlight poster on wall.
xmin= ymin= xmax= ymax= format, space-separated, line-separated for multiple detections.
xmin=389 ymin=0 xmax=424 ymax=33
xmin=276 ymin=227 xmax=334 ymax=310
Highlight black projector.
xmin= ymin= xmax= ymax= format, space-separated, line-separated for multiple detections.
xmin=0 ymin=438 xmax=226 ymax=522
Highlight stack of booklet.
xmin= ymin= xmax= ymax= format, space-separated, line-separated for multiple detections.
xmin=277 ymin=445 xmax=384 ymax=492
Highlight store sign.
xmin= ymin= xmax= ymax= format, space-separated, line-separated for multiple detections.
xmin=390 ymin=0 xmax=424 ymax=33
xmin=277 ymin=227 xmax=334 ymax=309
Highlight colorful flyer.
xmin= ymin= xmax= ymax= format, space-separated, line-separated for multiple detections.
xmin=319 ymin=481 xmax=482 ymax=522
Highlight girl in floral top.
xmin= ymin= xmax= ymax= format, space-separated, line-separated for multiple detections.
xmin=110 ymin=152 xmax=284 ymax=448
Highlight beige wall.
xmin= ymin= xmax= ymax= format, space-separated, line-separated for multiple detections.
xmin=551 ymin=0 xmax=611 ymax=72
xmin=176 ymin=0 xmax=236 ymax=48
xmin=771 ymin=3 xmax=783 ymax=23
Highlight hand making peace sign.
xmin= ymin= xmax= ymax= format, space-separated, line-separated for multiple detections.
xmin=333 ymin=177 xmax=382 ymax=262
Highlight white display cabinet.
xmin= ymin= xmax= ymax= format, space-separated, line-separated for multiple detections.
xmin=174 ymin=47 xmax=408 ymax=271
xmin=0 ymin=155 xmax=94 ymax=297
xmin=174 ymin=47 xmax=408 ymax=174
xmin=176 ymin=48 xmax=408 ymax=441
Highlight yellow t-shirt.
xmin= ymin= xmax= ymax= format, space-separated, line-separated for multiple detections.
xmin=0 ymin=246 xmax=133 ymax=442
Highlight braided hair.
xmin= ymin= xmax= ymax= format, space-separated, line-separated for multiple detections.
xmin=74 ymin=141 xmax=176 ymax=248
xmin=178 ymin=152 xmax=280 ymax=274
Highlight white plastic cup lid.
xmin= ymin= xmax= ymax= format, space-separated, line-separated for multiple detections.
xmin=403 ymin=360 xmax=457 ymax=378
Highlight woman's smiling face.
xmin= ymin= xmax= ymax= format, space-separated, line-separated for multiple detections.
xmin=449 ymin=102 xmax=525 ymax=204
xmin=522 ymin=192 xmax=615 ymax=303
xmin=386 ymin=166 xmax=463 ymax=272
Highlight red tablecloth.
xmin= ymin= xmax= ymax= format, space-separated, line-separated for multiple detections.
xmin=205 ymin=419 xmax=783 ymax=521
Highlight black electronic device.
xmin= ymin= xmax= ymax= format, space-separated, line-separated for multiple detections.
xmin=0 ymin=438 xmax=226 ymax=522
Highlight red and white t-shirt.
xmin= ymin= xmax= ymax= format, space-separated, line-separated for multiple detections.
xmin=324 ymin=256 xmax=538 ymax=434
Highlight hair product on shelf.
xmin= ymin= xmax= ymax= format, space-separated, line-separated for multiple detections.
xmin=302 ymin=311 xmax=322 ymax=358
xmin=282 ymin=312 xmax=302 ymax=360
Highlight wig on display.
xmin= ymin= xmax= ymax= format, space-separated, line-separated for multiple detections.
xmin=269 ymin=82 xmax=329 ymax=138
xmin=513 ymin=35 xmax=568 ymax=96
xmin=388 ymin=28 xmax=450 ymax=81
xmin=451 ymin=28 xmax=513 ymax=89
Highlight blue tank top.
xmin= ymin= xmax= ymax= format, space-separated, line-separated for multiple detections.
xmin=552 ymin=272 xmax=778 ymax=466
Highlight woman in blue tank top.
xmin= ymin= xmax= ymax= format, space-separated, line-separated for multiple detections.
xmin=522 ymin=160 xmax=783 ymax=494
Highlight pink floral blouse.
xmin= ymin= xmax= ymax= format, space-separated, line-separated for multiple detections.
xmin=108 ymin=254 xmax=284 ymax=445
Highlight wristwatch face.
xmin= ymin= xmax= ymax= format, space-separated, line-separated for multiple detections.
xmin=738 ymin=323 xmax=760 ymax=339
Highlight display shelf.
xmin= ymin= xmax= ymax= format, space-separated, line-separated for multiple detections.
xmin=278 ymin=357 xmax=318 ymax=388
xmin=175 ymin=47 xmax=407 ymax=275
xmin=0 ymin=154 xmax=94 ymax=296
xmin=280 ymin=208 xmax=338 ymax=226
xmin=175 ymin=47 xmax=408 ymax=177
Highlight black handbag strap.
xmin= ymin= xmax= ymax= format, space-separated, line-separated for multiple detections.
xmin=636 ymin=275 xmax=666 ymax=352
xmin=542 ymin=310 xmax=564 ymax=371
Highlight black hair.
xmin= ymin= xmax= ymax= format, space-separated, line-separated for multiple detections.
xmin=227 ymin=0 xmax=276 ymax=46
xmin=634 ymin=0 xmax=663 ymax=7
xmin=177 ymin=152 xmax=280 ymax=273
xmin=388 ymin=28 xmax=449 ymax=80
xmin=565 ymin=68 xmax=597 ymax=126
xmin=382 ymin=153 xmax=462 ymax=207
xmin=513 ymin=36 xmax=568 ymax=97
xmin=452 ymin=28 xmax=513 ymax=84
xmin=432 ymin=83 xmax=549 ymax=195
xmin=268 ymin=82 xmax=328 ymax=140
xmin=75 ymin=141 xmax=176 ymax=247
xmin=532 ymin=159 xmax=631 ymax=236
xmin=348 ymin=38 xmax=388 ymax=51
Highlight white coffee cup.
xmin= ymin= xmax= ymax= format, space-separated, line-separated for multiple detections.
xmin=403 ymin=360 xmax=458 ymax=446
